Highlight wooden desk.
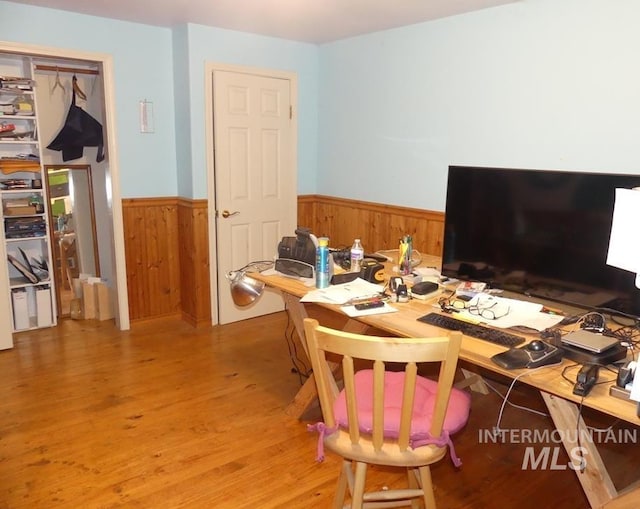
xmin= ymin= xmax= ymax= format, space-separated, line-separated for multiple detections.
xmin=251 ymin=258 xmax=639 ymax=509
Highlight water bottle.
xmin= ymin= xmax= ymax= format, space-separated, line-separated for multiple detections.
xmin=316 ymin=237 xmax=330 ymax=288
xmin=350 ymin=238 xmax=364 ymax=273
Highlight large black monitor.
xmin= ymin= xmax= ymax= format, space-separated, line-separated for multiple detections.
xmin=441 ymin=165 xmax=640 ymax=318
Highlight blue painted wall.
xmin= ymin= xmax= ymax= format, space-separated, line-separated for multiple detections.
xmin=0 ymin=1 xmax=318 ymax=199
xmin=318 ymin=0 xmax=640 ymax=210
xmin=182 ymin=24 xmax=318 ymax=198
xmin=0 ymin=1 xmax=178 ymax=198
xmin=3 ymin=0 xmax=640 ymax=208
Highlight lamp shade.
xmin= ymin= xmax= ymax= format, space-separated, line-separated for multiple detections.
xmin=227 ymin=270 xmax=265 ymax=306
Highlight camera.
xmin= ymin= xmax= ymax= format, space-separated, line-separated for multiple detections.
xmin=277 ymin=227 xmax=316 ymax=266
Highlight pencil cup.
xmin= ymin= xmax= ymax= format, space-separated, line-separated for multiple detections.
xmin=399 ymin=236 xmax=412 ymax=276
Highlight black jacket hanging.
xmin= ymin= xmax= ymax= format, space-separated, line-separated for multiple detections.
xmin=47 ymin=77 xmax=105 ymax=163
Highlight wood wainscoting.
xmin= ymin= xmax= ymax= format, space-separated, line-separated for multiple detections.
xmin=122 ymin=197 xmax=209 ymax=325
xmin=122 ymin=197 xmax=182 ymax=322
xmin=122 ymin=195 xmax=444 ymax=325
xmin=177 ymin=198 xmax=211 ymax=327
xmin=298 ymin=195 xmax=445 ymax=257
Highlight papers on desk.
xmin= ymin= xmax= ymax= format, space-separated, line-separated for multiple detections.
xmin=451 ymin=293 xmax=564 ymax=332
xmin=300 ymin=278 xmax=384 ymax=305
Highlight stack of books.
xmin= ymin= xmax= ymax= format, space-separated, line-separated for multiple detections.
xmin=5 ymin=216 xmax=46 ymax=238
xmin=0 ymin=76 xmax=35 ymax=91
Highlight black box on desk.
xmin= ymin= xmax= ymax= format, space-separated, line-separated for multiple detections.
xmin=561 ymin=342 xmax=628 ymax=365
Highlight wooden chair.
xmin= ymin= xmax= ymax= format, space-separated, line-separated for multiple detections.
xmin=304 ymin=318 xmax=470 ymax=509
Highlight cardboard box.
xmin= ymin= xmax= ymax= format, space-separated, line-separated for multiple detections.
xmin=82 ymin=282 xmax=97 ymax=319
xmin=3 ymin=205 xmax=37 ymax=216
xmin=95 ymin=282 xmax=114 ymax=320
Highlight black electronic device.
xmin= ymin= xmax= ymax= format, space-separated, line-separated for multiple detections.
xmin=417 ymin=312 xmax=525 ymax=347
xmin=573 ymin=364 xmax=599 ymax=396
xmin=354 ymin=300 xmax=384 ymax=311
xmin=617 ymin=361 xmax=637 ymax=388
xmin=410 ymin=281 xmax=439 ymax=299
xmin=394 ymin=284 xmax=409 ymax=303
xmin=491 ymin=340 xmax=563 ymax=370
xmin=561 ymin=329 xmax=619 ymax=353
xmin=330 ymin=272 xmax=360 ymax=285
xmin=330 ymin=261 xmax=385 ymax=285
xmin=441 ymin=166 xmax=640 ymax=319
xmin=360 ymin=259 xmax=385 ymax=283
xmin=275 ymin=227 xmax=318 ymax=278
xmin=274 ymin=258 xmax=314 ymax=279
xmin=560 ymin=341 xmax=628 ymax=365
xmin=277 ymin=227 xmax=316 ymax=266
xmin=389 ymin=276 xmax=404 ymax=293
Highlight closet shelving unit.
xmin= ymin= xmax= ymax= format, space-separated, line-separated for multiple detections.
xmin=1 ymin=55 xmax=57 ymax=332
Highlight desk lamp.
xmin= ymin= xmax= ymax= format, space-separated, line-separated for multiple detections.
xmin=606 ymin=187 xmax=640 ymax=288
xmin=226 ymin=261 xmax=273 ymax=306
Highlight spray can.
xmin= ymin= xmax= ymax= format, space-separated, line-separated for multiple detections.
xmin=316 ymin=237 xmax=330 ymax=288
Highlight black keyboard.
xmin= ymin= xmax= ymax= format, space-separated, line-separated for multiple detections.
xmin=417 ymin=312 xmax=525 ymax=347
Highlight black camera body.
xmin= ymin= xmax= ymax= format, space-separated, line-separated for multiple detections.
xmin=277 ymin=227 xmax=316 ymax=266
xmin=275 ymin=227 xmax=318 ymax=278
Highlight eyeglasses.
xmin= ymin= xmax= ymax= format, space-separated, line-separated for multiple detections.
xmin=468 ymin=300 xmax=510 ymax=320
xmin=438 ymin=297 xmax=469 ymax=312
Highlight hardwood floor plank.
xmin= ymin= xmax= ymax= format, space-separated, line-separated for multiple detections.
xmin=1 ymin=312 xmax=638 ymax=508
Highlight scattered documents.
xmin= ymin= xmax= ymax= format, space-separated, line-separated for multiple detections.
xmin=450 ymin=292 xmax=564 ymax=331
xmin=300 ymin=278 xmax=384 ymax=305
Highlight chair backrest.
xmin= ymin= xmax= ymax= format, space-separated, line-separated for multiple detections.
xmin=303 ymin=318 xmax=463 ymax=452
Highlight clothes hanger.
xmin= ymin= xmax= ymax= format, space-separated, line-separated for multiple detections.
xmin=51 ymin=67 xmax=65 ymax=94
xmin=72 ymin=74 xmax=87 ymax=101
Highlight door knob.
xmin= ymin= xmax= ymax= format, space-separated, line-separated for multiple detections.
xmin=221 ymin=210 xmax=239 ymax=218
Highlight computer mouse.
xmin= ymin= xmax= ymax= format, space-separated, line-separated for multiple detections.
xmin=527 ymin=340 xmax=546 ymax=352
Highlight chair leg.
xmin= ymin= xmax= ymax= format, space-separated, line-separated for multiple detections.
xmin=333 ymin=461 xmax=350 ymax=509
xmin=417 ymin=466 xmax=437 ymax=509
xmin=351 ymin=461 xmax=368 ymax=508
xmin=408 ymin=469 xmax=421 ymax=509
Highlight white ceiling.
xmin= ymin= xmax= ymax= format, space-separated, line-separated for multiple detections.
xmin=9 ymin=0 xmax=518 ymax=44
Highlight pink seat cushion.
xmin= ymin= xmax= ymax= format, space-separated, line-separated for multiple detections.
xmin=333 ymin=370 xmax=471 ymax=445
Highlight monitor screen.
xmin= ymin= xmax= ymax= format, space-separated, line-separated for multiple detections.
xmin=442 ymin=166 xmax=640 ymax=318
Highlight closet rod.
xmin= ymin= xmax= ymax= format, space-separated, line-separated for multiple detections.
xmin=34 ymin=64 xmax=99 ymax=76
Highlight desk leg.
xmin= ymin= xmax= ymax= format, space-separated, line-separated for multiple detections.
xmin=280 ymin=295 xmax=366 ymax=419
xmin=457 ymin=368 xmax=490 ymax=394
xmin=541 ymin=392 xmax=618 ymax=508
xmin=280 ymin=293 xmax=318 ymax=418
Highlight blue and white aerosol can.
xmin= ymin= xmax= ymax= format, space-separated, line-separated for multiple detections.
xmin=316 ymin=237 xmax=330 ymax=288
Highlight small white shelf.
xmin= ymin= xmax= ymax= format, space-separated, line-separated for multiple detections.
xmin=0 ymin=113 xmax=37 ymax=120
xmin=5 ymin=235 xmax=48 ymax=243
xmin=0 ymin=188 xmax=44 ymax=194
xmin=9 ymin=277 xmax=51 ymax=289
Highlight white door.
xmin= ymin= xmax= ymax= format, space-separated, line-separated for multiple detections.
xmin=212 ymin=68 xmax=297 ymax=324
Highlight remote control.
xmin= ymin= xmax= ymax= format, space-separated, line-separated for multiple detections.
xmin=355 ymin=300 xmax=384 ymax=310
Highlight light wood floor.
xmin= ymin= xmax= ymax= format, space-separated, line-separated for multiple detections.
xmin=1 ymin=309 xmax=638 ymax=508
